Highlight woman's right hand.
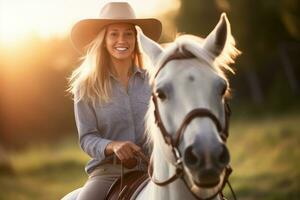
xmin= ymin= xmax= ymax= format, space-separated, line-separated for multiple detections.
xmin=105 ymin=141 xmax=142 ymax=162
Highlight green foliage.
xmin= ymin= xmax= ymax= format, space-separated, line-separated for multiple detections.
xmin=0 ymin=136 xmax=88 ymax=200
xmin=1 ymin=36 xmax=79 ymax=148
xmin=176 ymin=0 xmax=298 ymax=54
xmin=225 ymin=114 xmax=300 ymax=199
xmin=176 ymin=0 xmax=300 ymax=106
xmin=0 ymin=115 xmax=299 ymax=199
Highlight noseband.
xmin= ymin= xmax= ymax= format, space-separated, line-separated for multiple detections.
xmin=148 ymin=49 xmax=236 ymax=200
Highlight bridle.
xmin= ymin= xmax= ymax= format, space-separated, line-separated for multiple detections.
xmin=147 ymin=48 xmax=236 ymax=200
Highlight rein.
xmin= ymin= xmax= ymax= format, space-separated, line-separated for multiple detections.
xmin=148 ymin=48 xmax=236 ymax=200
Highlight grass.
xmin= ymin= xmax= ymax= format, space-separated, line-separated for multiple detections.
xmin=0 ymin=139 xmax=88 ymax=200
xmin=225 ymin=113 xmax=300 ymax=199
xmin=0 ymin=113 xmax=299 ymax=199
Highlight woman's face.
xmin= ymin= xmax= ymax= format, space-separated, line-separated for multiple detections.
xmin=105 ymin=23 xmax=136 ymax=61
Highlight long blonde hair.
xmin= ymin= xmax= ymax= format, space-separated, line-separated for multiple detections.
xmin=68 ymin=26 xmax=145 ymax=105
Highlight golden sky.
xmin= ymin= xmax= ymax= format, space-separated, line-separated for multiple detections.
xmin=0 ymin=0 xmax=180 ymax=44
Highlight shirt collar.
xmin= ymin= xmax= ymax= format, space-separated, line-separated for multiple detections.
xmin=109 ymin=65 xmax=145 ymax=80
xmin=132 ymin=65 xmax=145 ymax=79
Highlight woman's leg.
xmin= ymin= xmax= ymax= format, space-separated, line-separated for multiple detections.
xmin=76 ymin=174 xmax=118 ymax=200
xmin=76 ymin=163 xmax=139 ymax=200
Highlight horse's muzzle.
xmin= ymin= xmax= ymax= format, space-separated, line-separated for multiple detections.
xmin=183 ymin=135 xmax=230 ymax=187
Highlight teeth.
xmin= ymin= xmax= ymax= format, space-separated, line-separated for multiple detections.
xmin=115 ymin=47 xmax=128 ymax=51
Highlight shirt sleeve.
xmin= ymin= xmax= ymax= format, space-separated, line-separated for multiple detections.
xmin=74 ymin=97 xmax=112 ymax=161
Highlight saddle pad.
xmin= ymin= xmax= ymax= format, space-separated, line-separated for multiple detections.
xmin=105 ymin=170 xmax=149 ymax=200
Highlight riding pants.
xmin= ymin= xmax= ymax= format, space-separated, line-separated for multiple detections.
xmin=76 ymin=163 xmax=139 ymax=200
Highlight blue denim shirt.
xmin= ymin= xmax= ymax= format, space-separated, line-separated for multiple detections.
xmin=74 ymin=67 xmax=151 ymax=174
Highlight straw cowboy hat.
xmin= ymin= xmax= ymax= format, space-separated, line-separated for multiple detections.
xmin=71 ymin=2 xmax=162 ymax=53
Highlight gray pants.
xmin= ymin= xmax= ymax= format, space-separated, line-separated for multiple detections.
xmin=62 ymin=163 xmax=139 ymax=200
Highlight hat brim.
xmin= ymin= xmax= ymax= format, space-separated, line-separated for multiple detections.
xmin=71 ymin=18 xmax=162 ymax=53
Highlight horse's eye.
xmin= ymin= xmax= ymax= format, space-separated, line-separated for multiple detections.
xmin=156 ymin=89 xmax=167 ymax=101
xmin=218 ymin=79 xmax=228 ymax=96
xmin=221 ymin=84 xmax=227 ymax=96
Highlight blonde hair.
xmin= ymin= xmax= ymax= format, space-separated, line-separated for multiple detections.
xmin=68 ymin=26 xmax=145 ymax=105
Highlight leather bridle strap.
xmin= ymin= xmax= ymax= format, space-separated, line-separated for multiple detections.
xmin=181 ymin=165 xmax=233 ymax=200
xmin=152 ymin=92 xmax=174 ymax=145
xmin=153 ymin=48 xmax=195 ymax=80
xmin=174 ymin=108 xmax=226 ymax=146
xmin=148 ymin=158 xmax=235 ymax=200
xmin=152 ymin=93 xmax=229 ymax=147
xmin=148 ymin=155 xmax=183 ymax=186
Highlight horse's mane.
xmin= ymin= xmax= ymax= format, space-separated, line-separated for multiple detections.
xmin=149 ymin=34 xmax=240 ymax=82
xmin=144 ymin=33 xmax=240 ymax=149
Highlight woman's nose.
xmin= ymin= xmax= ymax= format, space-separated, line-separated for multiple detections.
xmin=117 ymin=35 xmax=126 ymax=43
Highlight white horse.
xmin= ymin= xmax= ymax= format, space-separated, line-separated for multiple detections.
xmin=62 ymin=13 xmax=239 ymax=200
xmin=134 ymin=13 xmax=240 ymax=200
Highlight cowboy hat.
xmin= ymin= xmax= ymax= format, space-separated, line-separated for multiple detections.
xmin=71 ymin=2 xmax=162 ymax=53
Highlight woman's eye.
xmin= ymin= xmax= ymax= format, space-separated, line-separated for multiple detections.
xmin=125 ymin=32 xmax=134 ymax=37
xmin=156 ymin=89 xmax=167 ymax=101
xmin=109 ymin=32 xmax=118 ymax=37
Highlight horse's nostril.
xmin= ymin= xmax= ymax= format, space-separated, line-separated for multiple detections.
xmin=184 ymin=146 xmax=199 ymax=167
xmin=219 ymin=144 xmax=230 ymax=165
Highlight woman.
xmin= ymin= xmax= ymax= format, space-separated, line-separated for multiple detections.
xmin=62 ymin=2 xmax=162 ymax=200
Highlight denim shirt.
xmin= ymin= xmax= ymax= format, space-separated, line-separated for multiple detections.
xmin=74 ymin=67 xmax=151 ymax=174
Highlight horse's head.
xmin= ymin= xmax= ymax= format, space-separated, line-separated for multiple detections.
xmin=138 ymin=13 xmax=240 ymax=199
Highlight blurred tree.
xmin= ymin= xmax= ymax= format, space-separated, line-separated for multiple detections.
xmin=1 ymin=36 xmax=78 ymax=148
xmin=0 ymin=50 xmax=13 ymax=173
xmin=175 ymin=0 xmax=300 ymax=106
xmin=0 ymin=145 xmax=14 ymax=175
xmin=280 ymin=0 xmax=300 ymax=40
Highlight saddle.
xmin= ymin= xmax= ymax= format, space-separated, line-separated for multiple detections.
xmin=105 ymin=170 xmax=149 ymax=200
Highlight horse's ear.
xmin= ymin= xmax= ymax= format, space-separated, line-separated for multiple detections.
xmin=203 ymin=13 xmax=230 ymax=57
xmin=136 ymin=26 xmax=164 ymax=67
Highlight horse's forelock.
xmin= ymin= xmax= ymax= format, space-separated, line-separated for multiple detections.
xmin=149 ymin=35 xmax=235 ymax=84
xmin=175 ymin=34 xmax=239 ymax=73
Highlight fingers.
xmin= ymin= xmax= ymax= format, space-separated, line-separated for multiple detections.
xmin=111 ymin=140 xmax=150 ymax=164
xmin=125 ymin=142 xmax=149 ymax=163
xmin=128 ymin=143 xmax=148 ymax=160
xmin=130 ymin=143 xmax=142 ymax=152
xmin=114 ymin=150 xmax=126 ymax=160
xmin=114 ymin=145 xmax=131 ymax=160
xmin=133 ymin=149 xmax=149 ymax=163
xmin=113 ymin=141 xmax=139 ymax=161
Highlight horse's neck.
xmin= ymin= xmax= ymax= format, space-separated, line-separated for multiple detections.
xmin=136 ymin=144 xmax=221 ymax=200
xmin=136 ymin=146 xmax=187 ymax=200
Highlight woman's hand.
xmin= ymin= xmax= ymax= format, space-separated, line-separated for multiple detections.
xmin=105 ymin=141 xmax=142 ymax=162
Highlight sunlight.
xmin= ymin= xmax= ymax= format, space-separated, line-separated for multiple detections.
xmin=0 ymin=1 xmax=66 ymax=44
xmin=0 ymin=0 xmax=180 ymax=45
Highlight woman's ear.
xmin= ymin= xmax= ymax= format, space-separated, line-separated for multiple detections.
xmin=136 ymin=26 xmax=164 ymax=67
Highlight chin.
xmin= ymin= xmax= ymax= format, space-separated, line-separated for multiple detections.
xmin=183 ymin=169 xmax=226 ymax=199
xmin=111 ymin=50 xmax=134 ymax=60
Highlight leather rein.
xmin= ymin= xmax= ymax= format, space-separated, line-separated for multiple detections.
xmin=147 ymin=49 xmax=236 ymax=200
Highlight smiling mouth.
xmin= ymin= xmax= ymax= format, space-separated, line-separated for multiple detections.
xmin=115 ymin=47 xmax=128 ymax=51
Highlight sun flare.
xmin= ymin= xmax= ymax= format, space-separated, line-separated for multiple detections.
xmin=0 ymin=0 xmax=180 ymax=45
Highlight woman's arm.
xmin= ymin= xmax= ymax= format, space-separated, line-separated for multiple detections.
xmin=74 ymin=99 xmax=112 ymax=161
xmin=74 ymin=98 xmax=145 ymax=163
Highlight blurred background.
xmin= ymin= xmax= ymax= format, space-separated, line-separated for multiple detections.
xmin=0 ymin=0 xmax=299 ymax=199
